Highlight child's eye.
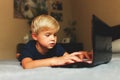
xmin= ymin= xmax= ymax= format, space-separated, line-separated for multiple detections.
xmin=45 ymin=33 xmax=50 ymax=37
xmin=54 ymin=33 xmax=57 ymax=36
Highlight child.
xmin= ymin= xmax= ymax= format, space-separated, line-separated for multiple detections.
xmin=17 ymin=14 xmax=92 ymax=69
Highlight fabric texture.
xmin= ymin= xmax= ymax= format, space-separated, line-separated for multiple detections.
xmin=18 ymin=40 xmax=65 ymax=62
xmin=112 ymin=39 xmax=120 ymax=52
xmin=0 ymin=54 xmax=119 ymax=80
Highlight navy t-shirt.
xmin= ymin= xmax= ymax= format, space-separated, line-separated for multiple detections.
xmin=18 ymin=40 xmax=65 ymax=62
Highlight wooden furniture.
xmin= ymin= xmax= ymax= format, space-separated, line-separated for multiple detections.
xmin=59 ymin=43 xmax=83 ymax=53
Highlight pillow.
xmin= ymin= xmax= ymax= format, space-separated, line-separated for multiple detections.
xmin=112 ymin=39 xmax=120 ymax=52
xmin=111 ymin=25 xmax=120 ymax=41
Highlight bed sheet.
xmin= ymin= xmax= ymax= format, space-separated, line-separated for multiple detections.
xmin=0 ymin=54 xmax=120 ymax=80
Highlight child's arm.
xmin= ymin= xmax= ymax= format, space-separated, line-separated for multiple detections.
xmin=21 ymin=51 xmax=91 ymax=69
xmin=21 ymin=52 xmax=81 ymax=69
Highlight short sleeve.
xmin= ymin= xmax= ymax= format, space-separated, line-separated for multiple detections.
xmin=17 ymin=40 xmax=36 ymax=61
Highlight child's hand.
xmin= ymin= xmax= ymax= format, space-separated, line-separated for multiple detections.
xmin=51 ymin=51 xmax=92 ymax=66
xmin=51 ymin=54 xmax=82 ymax=66
xmin=71 ymin=51 xmax=92 ymax=63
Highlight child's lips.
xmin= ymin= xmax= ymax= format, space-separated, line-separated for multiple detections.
xmin=49 ymin=43 xmax=56 ymax=47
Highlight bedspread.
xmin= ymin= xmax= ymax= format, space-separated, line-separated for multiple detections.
xmin=0 ymin=54 xmax=120 ymax=80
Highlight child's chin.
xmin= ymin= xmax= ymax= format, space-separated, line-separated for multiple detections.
xmin=48 ymin=44 xmax=56 ymax=49
xmin=48 ymin=45 xmax=55 ymax=49
xmin=48 ymin=46 xmax=54 ymax=49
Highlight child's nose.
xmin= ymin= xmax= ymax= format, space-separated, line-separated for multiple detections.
xmin=51 ymin=35 xmax=56 ymax=40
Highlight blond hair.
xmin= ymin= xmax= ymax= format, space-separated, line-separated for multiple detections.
xmin=31 ymin=14 xmax=60 ymax=34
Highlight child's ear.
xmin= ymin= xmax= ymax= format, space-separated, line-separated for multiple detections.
xmin=31 ymin=33 xmax=37 ymax=40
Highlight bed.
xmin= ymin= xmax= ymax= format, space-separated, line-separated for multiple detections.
xmin=1 ymin=15 xmax=120 ymax=80
xmin=0 ymin=53 xmax=119 ymax=80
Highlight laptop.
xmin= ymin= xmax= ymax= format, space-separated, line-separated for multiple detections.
xmin=57 ymin=15 xmax=112 ymax=68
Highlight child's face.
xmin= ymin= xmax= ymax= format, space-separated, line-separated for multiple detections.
xmin=32 ymin=29 xmax=58 ymax=49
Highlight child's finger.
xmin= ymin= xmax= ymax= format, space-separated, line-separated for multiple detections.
xmin=84 ymin=52 xmax=91 ymax=60
xmin=70 ymin=52 xmax=82 ymax=56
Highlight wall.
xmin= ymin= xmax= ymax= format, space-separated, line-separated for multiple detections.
xmin=1 ymin=0 xmax=120 ymax=59
xmin=57 ymin=0 xmax=73 ymax=42
xmin=0 ymin=0 xmax=73 ymax=59
xmin=0 ymin=0 xmax=29 ymax=59
xmin=72 ymin=0 xmax=120 ymax=50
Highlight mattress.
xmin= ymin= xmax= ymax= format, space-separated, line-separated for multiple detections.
xmin=0 ymin=53 xmax=120 ymax=80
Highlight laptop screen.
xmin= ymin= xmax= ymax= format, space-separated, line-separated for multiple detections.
xmin=92 ymin=15 xmax=112 ymax=52
xmin=92 ymin=15 xmax=112 ymax=65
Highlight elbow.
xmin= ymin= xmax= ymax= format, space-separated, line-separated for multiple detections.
xmin=22 ymin=64 xmax=30 ymax=69
xmin=22 ymin=63 xmax=33 ymax=69
xmin=21 ymin=58 xmax=34 ymax=69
